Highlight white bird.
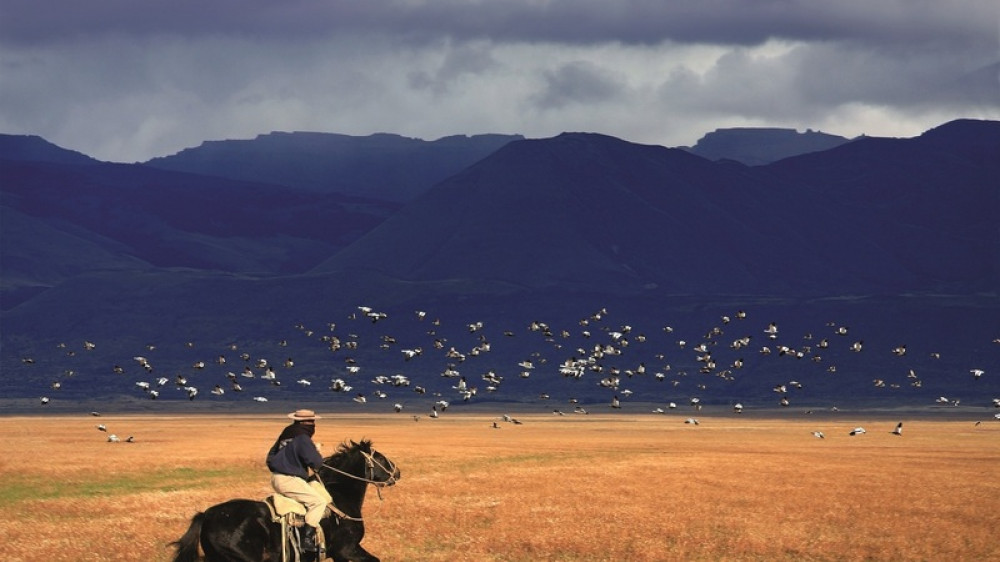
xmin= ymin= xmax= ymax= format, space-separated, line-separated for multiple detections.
xmin=96 ymin=424 xmax=107 ymax=432
xmin=971 ymin=369 xmax=985 ymax=379
xmin=891 ymin=422 xmax=903 ymax=436
xmin=684 ymin=418 xmax=700 ymax=425
xmin=107 ymin=434 xmax=120 ymax=443
xmin=812 ymin=431 xmax=825 ymax=439
xmin=849 ymin=427 xmax=866 ymax=436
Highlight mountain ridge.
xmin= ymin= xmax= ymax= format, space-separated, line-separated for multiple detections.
xmin=144 ymin=131 xmax=524 ymax=202
xmin=2 ymin=120 xmax=998 ymax=409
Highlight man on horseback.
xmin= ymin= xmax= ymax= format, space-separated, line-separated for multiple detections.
xmin=266 ymin=409 xmax=329 ymax=561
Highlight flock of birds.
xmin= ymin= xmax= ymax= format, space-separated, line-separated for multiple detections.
xmin=17 ymin=303 xmax=1000 ymax=440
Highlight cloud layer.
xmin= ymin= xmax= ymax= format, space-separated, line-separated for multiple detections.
xmin=2 ymin=0 xmax=997 ymax=162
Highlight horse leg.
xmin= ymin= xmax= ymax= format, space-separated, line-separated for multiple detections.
xmin=323 ymin=524 xmax=380 ymax=562
xmin=329 ymin=544 xmax=380 ymax=562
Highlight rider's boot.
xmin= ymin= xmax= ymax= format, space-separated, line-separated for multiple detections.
xmin=300 ymin=525 xmax=319 ymax=562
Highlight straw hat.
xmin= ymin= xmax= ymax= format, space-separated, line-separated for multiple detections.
xmin=288 ymin=409 xmax=320 ymax=421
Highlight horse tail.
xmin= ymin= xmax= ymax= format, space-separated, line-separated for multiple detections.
xmin=170 ymin=511 xmax=205 ymax=562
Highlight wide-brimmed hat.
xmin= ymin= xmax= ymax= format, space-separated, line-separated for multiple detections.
xmin=288 ymin=409 xmax=320 ymax=421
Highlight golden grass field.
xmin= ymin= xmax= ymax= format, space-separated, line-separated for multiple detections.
xmin=1 ymin=411 xmax=997 ymax=561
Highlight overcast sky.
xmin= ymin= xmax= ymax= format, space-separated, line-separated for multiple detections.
xmin=2 ymin=0 xmax=997 ymax=162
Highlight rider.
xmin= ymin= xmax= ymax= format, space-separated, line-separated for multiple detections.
xmin=266 ymin=409 xmax=329 ymax=560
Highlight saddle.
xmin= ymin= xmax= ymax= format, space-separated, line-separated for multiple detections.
xmin=266 ymin=493 xmax=309 ymax=526
xmin=264 ymin=481 xmax=332 ymax=562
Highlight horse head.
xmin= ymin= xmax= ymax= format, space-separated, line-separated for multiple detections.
xmin=323 ymin=439 xmax=400 ymax=488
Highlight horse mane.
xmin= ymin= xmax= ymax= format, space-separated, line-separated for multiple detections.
xmin=325 ymin=438 xmax=373 ymax=464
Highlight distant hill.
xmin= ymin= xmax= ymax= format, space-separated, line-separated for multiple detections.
xmin=0 ymin=154 xmax=399 ymax=309
xmin=316 ymin=121 xmax=998 ymax=297
xmin=682 ymin=127 xmax=852 ymax=165
xmin=0 ymin=134 xmax=100 ymax=166
xmin=1 ymin=120 xmax=998 ymax=410
xmin=145 ymin=132 xmax=523 ymax=202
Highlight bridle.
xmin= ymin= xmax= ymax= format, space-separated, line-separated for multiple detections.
xmin=318 ymin=448 xmax=397 ymax=523
xmin=322 ymin=448 xmax=398 ymax=488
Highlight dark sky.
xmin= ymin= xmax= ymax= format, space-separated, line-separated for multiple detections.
xmin=1 ymin=0 xmax=997 ymax=162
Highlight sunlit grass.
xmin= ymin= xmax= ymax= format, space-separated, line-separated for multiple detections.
xmin=0 ymin=467 xmax=240 ymax=506
xmin=1 ymin=413 xmax=997 ymax=561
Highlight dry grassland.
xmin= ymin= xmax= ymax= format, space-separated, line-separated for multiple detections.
xmin=1 ymin=412 xmax=997 ymax=561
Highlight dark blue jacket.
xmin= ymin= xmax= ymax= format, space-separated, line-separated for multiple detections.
xmin=266 ymin=424 xmax=324 ymax=479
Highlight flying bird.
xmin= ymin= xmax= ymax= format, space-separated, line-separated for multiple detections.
xmin=891 ymin=422 xmax=903 ymax=436
xmin=849 ymin=427 xmax=866 ymax=436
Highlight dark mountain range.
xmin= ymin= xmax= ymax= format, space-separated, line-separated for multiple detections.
xmin=0 ymin=134 xmax=99 ymax=166
xmin=145 ymin=132 xmax=523 ymax=202
xmin=0 ymin=153 xmax=400 ymax=308
xmin=316 ymin=122 xmax=998 ymax=296
xmin=682 ymin=127 xmax=852 ymax=165
xmin=1 ymin=121 xmax=998 ymax=414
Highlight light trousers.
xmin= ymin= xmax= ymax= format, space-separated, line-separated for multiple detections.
xmin=271 ymin=473 xmax=332 ymax=527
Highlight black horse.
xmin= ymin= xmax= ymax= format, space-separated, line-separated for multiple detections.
xmin=171 ymin=439 xmax=400 ymax=562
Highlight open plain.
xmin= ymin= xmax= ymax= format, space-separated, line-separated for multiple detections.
xmin=1 ymin=411 xmax=997 ymax=561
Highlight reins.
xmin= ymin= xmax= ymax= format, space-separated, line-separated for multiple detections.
xmin=323 ymin=450 xmax=398 ymax=487
xmin=320 ymin=448 xmax=398 ymax=521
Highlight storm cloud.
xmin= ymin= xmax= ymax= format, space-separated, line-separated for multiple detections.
xmin=2 ymin=0 xmax=997 ymax=162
